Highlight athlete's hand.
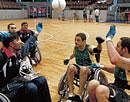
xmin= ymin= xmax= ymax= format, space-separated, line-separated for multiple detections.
xmin=106 ymin=25 xmax=116 ymax=41
xmin=64 ymin=58 xmax=70 ymax=65
xmin=96 ymin=36 xmax=105 ymax=44
xmin=36 ymin=22 xmax=43 ymax=33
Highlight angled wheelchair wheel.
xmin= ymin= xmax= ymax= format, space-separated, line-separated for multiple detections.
xmin=83 ymin=69 xmax=108 ymax=101
xmin=34 ymin=46 xmax=42 ymax=63
xmin=94 ymin=69 xmax=108 ymax=85
xmin=0 ymin=93 xmax=10 ymax=102
xmin=58 ymin=72 xmax=68 ymax=101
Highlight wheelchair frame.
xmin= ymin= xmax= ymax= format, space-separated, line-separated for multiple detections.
xmin=34 ymin=46 xmax=42 ymax=64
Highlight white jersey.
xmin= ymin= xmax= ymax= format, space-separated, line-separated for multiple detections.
xmin=95 ymin=9 xmax=100 ymax=16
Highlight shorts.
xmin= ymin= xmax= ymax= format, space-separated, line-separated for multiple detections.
xmin=108 ymin=83 xmax=128 ymax=102
xmin=73 ymin=64 xmax=92 ymax=79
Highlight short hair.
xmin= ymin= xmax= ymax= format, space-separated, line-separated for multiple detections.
xmin=21 ymin=22 xmax=28 ymax=26
xmin=3 ymin=33 xmax=19 ymax=48
xmin=76 ymin=33 xmax=86 ymax=41
xmin=7 ymin=23 xmax=15 ymax=29
xmin=120 ymin=37 xmax=130 ymax=53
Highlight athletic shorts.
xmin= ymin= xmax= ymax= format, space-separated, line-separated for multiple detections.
xmin=73 ymin=64 xmax=92 ymax=79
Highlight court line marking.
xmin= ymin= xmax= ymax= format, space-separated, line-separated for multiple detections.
xmin=39 ymin=32 xmax=54 ymax=41
xmin=39 ymin=32 xmax=107 ymax=53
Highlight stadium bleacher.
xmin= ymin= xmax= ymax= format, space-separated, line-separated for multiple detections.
xmin=0 ymin=0 xmax=21 ymax=9
xmin=66 ymin=0 xmax=112 ymax=10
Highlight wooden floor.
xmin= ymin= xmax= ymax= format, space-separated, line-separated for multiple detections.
xmin=0 ymin=19 xmax=130 ymax=102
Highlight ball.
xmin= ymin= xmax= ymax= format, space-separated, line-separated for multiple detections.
xmin=52 ymin=0 xmax=66 ymax=12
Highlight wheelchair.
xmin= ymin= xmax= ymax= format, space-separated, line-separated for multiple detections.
xmin=32 ymin=45 xmax=42 ymax=64
xmin=58 ymin=53 xmax=108 ymax=102
xmin=0 ymin=56 xmax=39 ymax=102
xmin=0 ymin=93 xmax=10 ymax=102
xmin=22 ymin=39 xmax=42 ymax=66
xmin=29 ymin=41 xmax=42 ymax=65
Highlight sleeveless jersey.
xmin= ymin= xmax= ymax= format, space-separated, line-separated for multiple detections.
xmin=74 ymin=45 xmax=92 ymax=66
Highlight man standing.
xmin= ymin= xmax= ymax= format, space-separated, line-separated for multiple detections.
xmin=94 ymin=8 xmax=100 ymax=22
xmin=83 ymin=9 xmax=87 ymax=22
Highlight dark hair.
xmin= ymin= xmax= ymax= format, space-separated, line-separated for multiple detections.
xmin=120 ymin=37 xmax=130 ymax=53
xmin=7 ymin=23 xmax=15 ymax=30
xmin=76 ymin=33 xmax=86 ymax=41
xmin=21 ymin=22 xmax=28 ymax=26
xmin=3 ymin=33 xmax=19 ymax=48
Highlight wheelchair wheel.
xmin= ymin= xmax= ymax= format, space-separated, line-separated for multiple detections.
xmin=83 ymin=69 xmax=108 ymax=101
xmin=34 ymin=46 xmax=42 ymax=63
xmin=0 ymin=93 xmax=10 ymax=102
xmin=94 ymin=69 xmax=108 ymax=85
xmin=58 ymin=72 xmax=68 ymax=101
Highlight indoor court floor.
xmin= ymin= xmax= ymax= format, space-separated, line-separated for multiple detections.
xmin=0 ymin=19 xmax=130 ymax=102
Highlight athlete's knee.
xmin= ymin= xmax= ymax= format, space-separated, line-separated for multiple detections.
xmin=67 ymin=64 xmax=76 ymax=74
xmin=33 ymin=76 xmax=47 ymax=87
xmin=80 ymin=66 xmax=90 ymax=75
xmin=88 ymin=80 xmax=100 ymax=93
xmin=96 ymin=85 xmax=109 ymax=99
xmin=24 ymin=82 xmax=38 ymax=94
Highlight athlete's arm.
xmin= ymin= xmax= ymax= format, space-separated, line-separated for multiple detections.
xmin=69 ymin=49 xmax=75 ymax=60
xmin=69 ymin=53 xmax=74 ymax=60
xmin=0 ymin=32 xmax=10 ymax=40
xmin=106 ymin=40 xmax=130 ymax=70
xmin=101 ymin=64 xmax=115 ymax=73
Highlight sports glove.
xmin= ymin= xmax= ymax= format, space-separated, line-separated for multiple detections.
xmin=96 ymin=36 xmax=105 ymax=44
xmin=64 ymin=58 xmax=70 ymax=65
xmin=36 ymin=22 xmax=43 ymax=33
xmin=106 ymin=25 xmax=116 ymax=41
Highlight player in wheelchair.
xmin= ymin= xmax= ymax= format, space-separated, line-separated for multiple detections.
xmin=17 ymin=22 xmax=42 ymax=65
xmin=58 ymin=32 xmax=108 ymax=102
xmin=0 ymin=33 xmax=51 ymax=102
xmin=0 ymin=22 xmax=42 ymax=66
xmin=87 ymin=25 xmax=130 ymax=102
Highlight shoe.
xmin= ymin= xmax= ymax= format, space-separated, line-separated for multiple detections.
xmin=96 ymin=36 xmax=105 ymax=44
xmin=67 ymin=95 xmax=82 ymax=102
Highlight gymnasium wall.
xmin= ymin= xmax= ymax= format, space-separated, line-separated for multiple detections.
xmin=52 ymin=9 xmax=108 ymax=22
xmin=0 ymin=10 xmax=28 ymax=20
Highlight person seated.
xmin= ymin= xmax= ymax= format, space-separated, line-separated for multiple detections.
xmin=17 ymin=22 xmax=35 ymax=43
xmin=0 ymin=23 xmax=16 ymax=41
xmin=64 ymin=32 xmax=104 ymax=101
xmin=0 ymin=33 xmax=51 ymax=102
xmin=17 ymin=22 xmax=42 ymax=64
xmin=87 ymin=25 xmax=130 ymax=102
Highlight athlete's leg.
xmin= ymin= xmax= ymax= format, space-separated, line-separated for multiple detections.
xmin=79 ymin=66 xmax=91 ymax=96
xmin=87 ymin=80 xmax=100 ymax=102
xmin=67 ymin=64 xmax=78 ymax=94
